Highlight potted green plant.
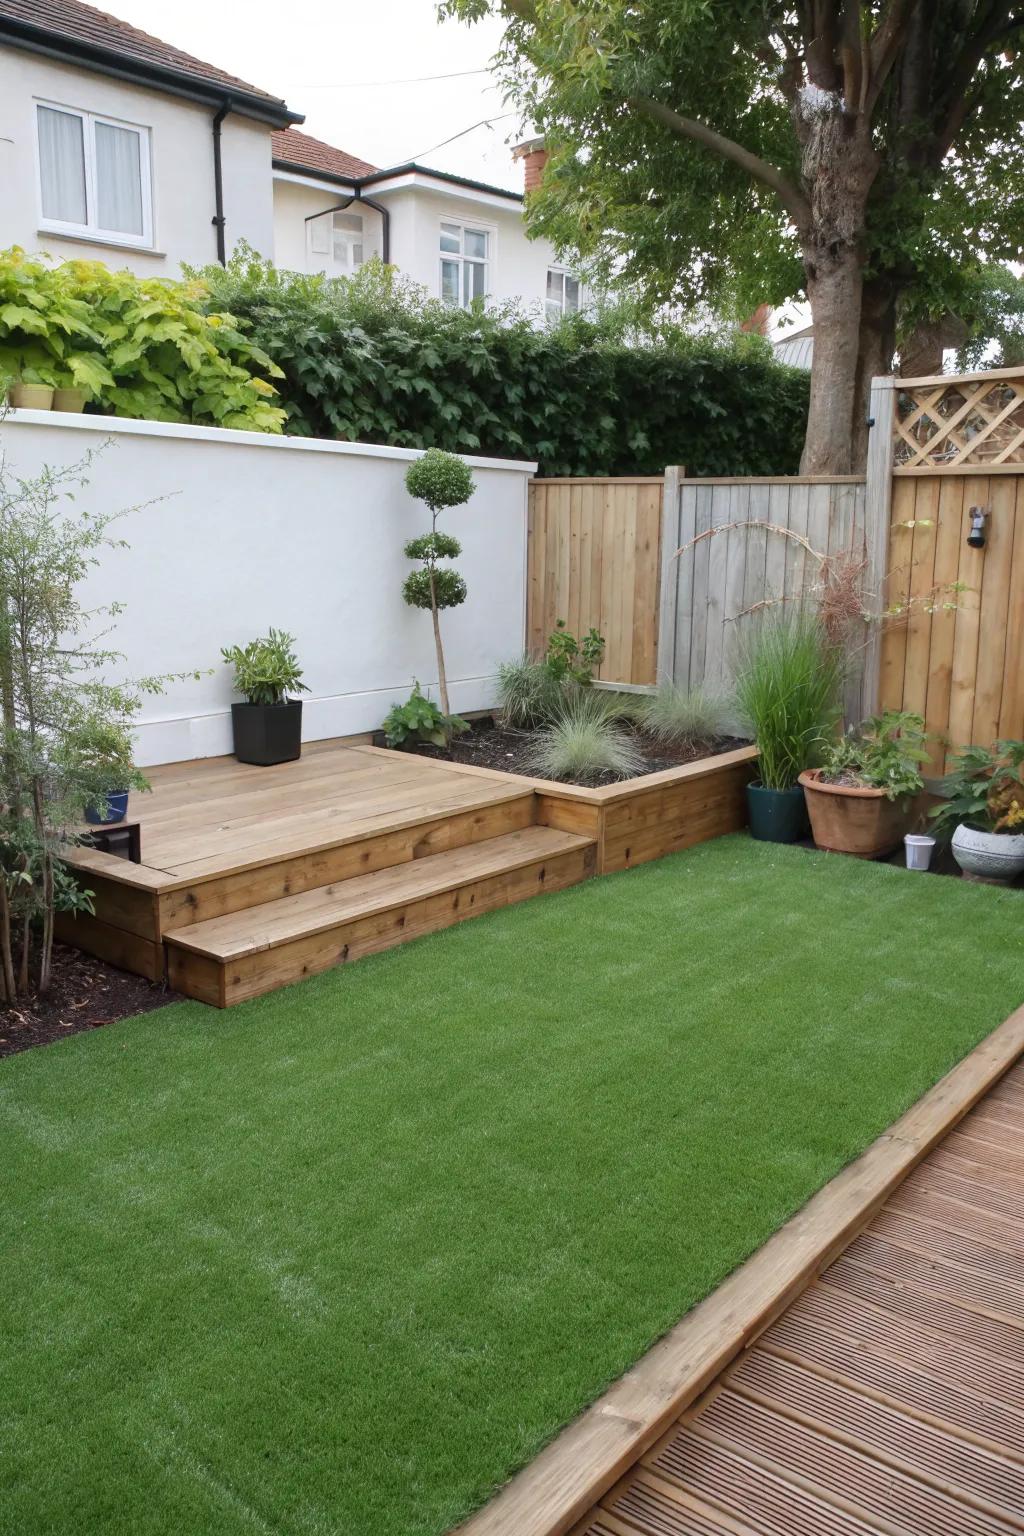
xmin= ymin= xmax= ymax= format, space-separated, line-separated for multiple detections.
xmin=221 ymin=629 xmax=308 ymax=765
xmin=7 ymin=366 xmax=55 ymax=411
xmin=52 ymin=373 xmax=88 ymax=413
xmin=930 ymin=741 xmax=1024 ymax=882
xmin=733 ymin=610 xmax=844 ymax=842
xmin=65 ymin=721 xmax=150 ymax=826
xmin=799 ymin=711 xmax=928 ymax=858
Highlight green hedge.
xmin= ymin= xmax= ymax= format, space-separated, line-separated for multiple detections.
xmin=191 ymin=252 xmax=809 ymax=476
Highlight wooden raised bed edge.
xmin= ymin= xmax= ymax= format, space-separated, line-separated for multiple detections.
xmin=361 ymin=744 xmax=759 ymax=875
xmin=456 ymin=1002 xmax=1024 ymax=1536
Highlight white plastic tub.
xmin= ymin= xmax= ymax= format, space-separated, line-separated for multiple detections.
xmin=904 ymin=833 xmax=936 ymax=871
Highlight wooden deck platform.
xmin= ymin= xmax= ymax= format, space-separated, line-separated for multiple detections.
xmin=57 ymin=738 xmax=754 ymax=1006
xmin=461 ymin=1010 xmax=1024 ymax=1536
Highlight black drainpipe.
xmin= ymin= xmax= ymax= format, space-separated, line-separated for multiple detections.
xmin=212 ymin=101 xmax=233 ymax=264
xmin=302 ymin=188 xmax=390 ymax=264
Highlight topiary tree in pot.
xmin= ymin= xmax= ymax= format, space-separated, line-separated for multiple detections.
xmin=402 ymin=448 xmax=474 ymax=719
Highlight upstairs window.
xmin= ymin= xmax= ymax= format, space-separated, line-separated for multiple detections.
xmin=546 ymin=268 xmax=581 ymax=320
xmin=36 ymin=102 xmax=152 ymax=246
xmin=439 ymin=221 xmax=489 ymax=307
xmin=309 ymin=209 xmax=365 ymax=271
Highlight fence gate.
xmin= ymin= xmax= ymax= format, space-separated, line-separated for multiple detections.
xmin=526 ymin=477 xmax=663 ymax=686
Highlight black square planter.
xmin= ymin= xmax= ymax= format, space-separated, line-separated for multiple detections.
xmin=231 ymin=700 xmax=303 ymax=766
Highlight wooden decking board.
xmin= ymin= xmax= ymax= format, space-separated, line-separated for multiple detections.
xmin=729 ymin=1352 xmax=1024 ymax=1522
xmin=687 ymin=1396 xmax=1016 ymax=1536
xmin=823 ymin=1259 xmax=1024 ymax=1363
xmin=529 ymin=1048 xmax=1024 ymax=1536
xmin=166 ymin=828 xmax=592 ymax=960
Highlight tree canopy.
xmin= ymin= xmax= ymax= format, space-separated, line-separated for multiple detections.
xmin=445 ymin=1 xmax=1024 ymax=470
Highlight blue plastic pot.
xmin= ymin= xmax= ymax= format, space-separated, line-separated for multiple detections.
xmin=84 ymin=790 xmax=129 ymax=826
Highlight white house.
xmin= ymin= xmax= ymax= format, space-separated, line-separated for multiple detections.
xmin=0 ymin=0 xmax=579 ymax=317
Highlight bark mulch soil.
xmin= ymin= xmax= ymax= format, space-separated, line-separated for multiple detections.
xmin=0 ymin=944 xmax=178 ymax=1059
xmin=407 ymin=717 xmax=749 ymax=788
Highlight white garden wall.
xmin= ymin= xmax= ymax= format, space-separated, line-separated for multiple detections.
xmin=2 ymin=413 xmax=533 ymax=766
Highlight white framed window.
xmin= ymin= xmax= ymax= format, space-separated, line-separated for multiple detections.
xmin=439 ymin=221 xmax=490 ymax=307
xmin=36 ymin=100 xmax=153 ymax=247
xmin=546 ymin=268 xmax=581 ymax=320
xmin=308 ymin=209 xmax=365 ymax=272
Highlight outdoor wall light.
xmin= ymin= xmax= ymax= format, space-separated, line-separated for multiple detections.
xmin=967 ymin=506 xmax=989 ymax=549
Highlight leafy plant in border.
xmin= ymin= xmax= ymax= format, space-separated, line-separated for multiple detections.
xmin=930 ymin=741 xmax=1024 ymax=839
xmin=527 ymin=690 xmax=643 ymax=784
xmin=402 ymin=448 xmax=474 ymax=720
xmin=383 ymin=682 xmax=467 ymax=749
xmin=544 ymin=621 xmax=605 ymax=687
xmin=496 ymin=654 xmax=563 ymax=729
xmin=220 ymin=629 xmax=308 ymax=706
xmin=637 ymin=684 xmax=732 ymax=749
xmin=818 ymin=712 xmax=929 ymax=802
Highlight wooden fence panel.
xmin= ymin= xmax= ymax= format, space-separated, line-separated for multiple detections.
xmin=879 ymin=471 xmax=1024 ymax=772
xmin=660 ymin=477 xmax=867 ymax=709
xmin=527 ymin=477 xmax=663 ymax=685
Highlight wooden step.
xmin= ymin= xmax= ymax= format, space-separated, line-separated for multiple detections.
xmin=164 ymin=826 xmax=596 ymax=1006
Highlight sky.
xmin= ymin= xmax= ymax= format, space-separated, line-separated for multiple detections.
xmin=100 ymin=0 xmax=524 ymax=189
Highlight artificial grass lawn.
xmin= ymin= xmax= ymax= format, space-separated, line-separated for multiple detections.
xmin=3 ymin=837 xmax=1023 ymax=1536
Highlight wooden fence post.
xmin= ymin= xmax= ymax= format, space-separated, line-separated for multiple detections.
xmin=657 ymin=466 xmax=684 ymax=685
xmin=861 ymin=376 xmax=896 ymax=719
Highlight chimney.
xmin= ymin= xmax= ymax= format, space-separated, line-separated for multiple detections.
xmin=513 ymin=136 xmax=548 ymax=193
xmin=740 ymin=303 xmax=772 ymax=337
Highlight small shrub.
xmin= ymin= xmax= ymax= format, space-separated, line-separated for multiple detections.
xmin=818 ymin=712 xmax=929 ymax=800
xmin=545 ymin=621 xmax=605 ymax=686
xmin=733 ymin=611 xmax=844 ymax=790
xmin=221 ymin=629 xmax=308 ymax=705
xmin=528 ymin=695 xmax=643 ymax=783
xmin=383 ymin=682 xmax=467 ymax=749
xmin=638 ymin=684 xmax=731 ymax=747
xmin=496 ymin=655 xmax=562 ymax=728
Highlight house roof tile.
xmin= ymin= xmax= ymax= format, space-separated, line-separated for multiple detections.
xmin=0 ymin=0 xmax=299 ymax=121
xmin=271 ymin=128 xmax=378 ymax=182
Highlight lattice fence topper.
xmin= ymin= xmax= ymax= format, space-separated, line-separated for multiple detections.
xmin=894 ymin=369 xmax=1024 ymax=469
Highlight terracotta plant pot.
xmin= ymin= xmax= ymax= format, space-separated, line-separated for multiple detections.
xmin=8 ymin=382 xmax=54 ymax=410
xmin=52 ymin=386 xmax=87 ymax=413
xmin=799 ymin=769 xmax=914 ymax=858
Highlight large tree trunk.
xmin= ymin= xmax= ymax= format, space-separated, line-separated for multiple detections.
xmin=801 ymin=243 xmax=864 ymax=473
xmin=795 ymin=99 xmax=878 ymax=474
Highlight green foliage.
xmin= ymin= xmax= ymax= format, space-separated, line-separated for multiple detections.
xmin=190 ymin=250 xmax=808 ymax=476
xmin=544 ymin=621 xmax=605 ymax=686
xmin=930 ymin=741 xmax=1024 ymax=839
xmin=221 ymin=629 xmax=308 ymax=706
xmin=495 ymin=655 xmax=563 ymax=728
xmin=528 ymin=692 xmax=643 ymax=783
xmin=733 ymin=611 xmax=844 ymax=791
xmin=954 ymin=264 xmax=1024 ymax=371
xmin=382 ymin=682 xmax=467 ymax=748
xmin=0 ymin=247 xmax=285 ymax=431
xmin=819 ymin=712 xmax=929 ymax=802
xmin=637 ymin=684 xmax=732 ymax=748
xmin=404 ymin=531 xmax=462 ymax=562
xmin=405 ymin=447 xmax=475 ymax=512
xmin=401 ymin=567 xmax=468 ymax=611
xmin=444 ymin=1 xmax=1024 ymax=389
xmin=0 ymin=435 xmax=185 ymax=997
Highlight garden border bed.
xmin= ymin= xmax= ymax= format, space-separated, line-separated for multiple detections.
xmin=366 ymin=742 xmax=759 ymax=874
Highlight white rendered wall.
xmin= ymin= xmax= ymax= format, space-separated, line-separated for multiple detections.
xmin=0 ymin=49 xmax=275 ymax=273
xmin=272 ymin=178 xmax=385 ymax=276
xmin=2 ymin=412 xmax=533 ymax=765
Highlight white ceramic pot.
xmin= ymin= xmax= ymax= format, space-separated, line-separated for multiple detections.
xmin=951 ymin=823 xmax=1024 ymax=883
xmin=904 ymin=833 xmax=935 ymax=871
